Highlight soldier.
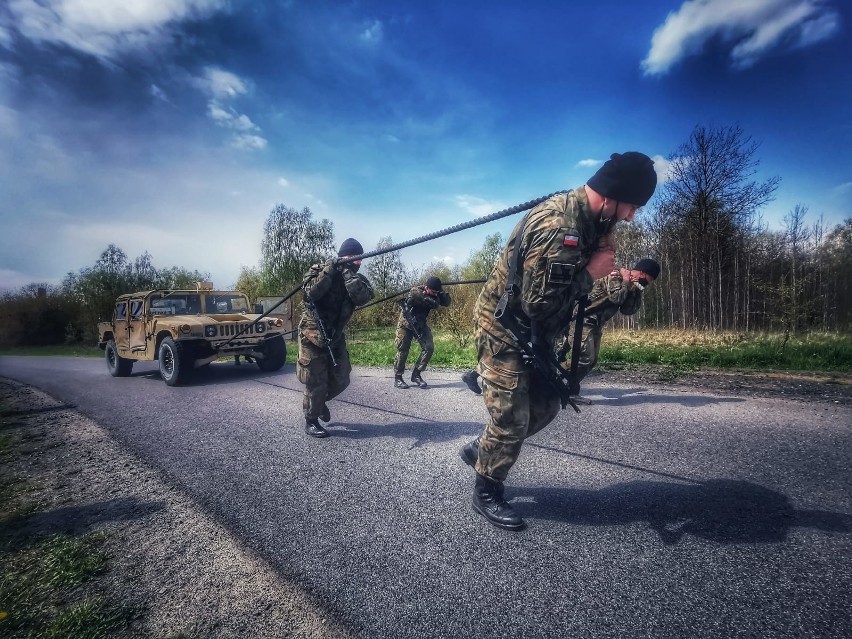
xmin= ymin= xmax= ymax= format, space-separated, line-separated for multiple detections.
xmin=297 ymin=238 xmax=374 ymax=438
xmin=557 ymin=258 xmax=660 ymax=398
xmin=459 ymin=152 xmax=657 ymax=531
xmin=394 ymin=276 xmax=451 ymax=389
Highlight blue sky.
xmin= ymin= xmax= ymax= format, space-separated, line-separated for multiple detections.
xmin=1 ymin=0 xmax=849 ymax=291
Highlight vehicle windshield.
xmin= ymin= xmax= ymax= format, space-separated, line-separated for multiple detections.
xmin=149 ymin=293 xmax=202 ymax=315
xmin=204 ymin=294 xmax=250 ymax=314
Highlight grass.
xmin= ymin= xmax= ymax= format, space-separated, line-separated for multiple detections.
xmin=0 ymin=402 xmax=136 ymax=638
xmin=2 ymin=329 xmax=850 ymax=373
xmin=347 ymin=327 xmax=852 ymax=373
xmin=597 ymin=329 xmax=852 ymax=372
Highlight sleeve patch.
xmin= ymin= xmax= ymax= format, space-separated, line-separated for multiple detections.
xmin=563 ymin=234 xmax=579 ymax=247
xmin=547 ymin=261 xmax=576 ymax=285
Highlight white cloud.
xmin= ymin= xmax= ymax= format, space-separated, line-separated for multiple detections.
xmin=360 ymin=19 xmax=383 ymax=44
xmin=432 ymin=255 xmax=455 ymax=264
xmin=277 ymin=177 xmax=289 ymax=187
xmin=231 ymin=134 xmax=268 ymax=150
xmin=830 ymin=181 xmax=852 ymax=196
xmin=576 ymin=158 xmax=603 ymax=168
xmin=454 ymin=194 xmax=507 ymax=217
xmin=196 ymin=67 xmax=248 ymax=99
xmin=643 ymin=0 xmax=841 ymax=75
xmin=5 ymin=0 xmax=226 ymax=59
xmin=207 ymin=102 xmax=258 ymax=131
xmin=651 ymin=154 xmax=675 ymax=183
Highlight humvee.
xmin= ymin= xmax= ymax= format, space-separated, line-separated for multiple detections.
xmin=97 ymin=282 xmax=289 ymax=386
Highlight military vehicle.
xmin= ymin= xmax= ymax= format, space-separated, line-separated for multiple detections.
xmin=97 ymin=282 xmax=289 ymax=386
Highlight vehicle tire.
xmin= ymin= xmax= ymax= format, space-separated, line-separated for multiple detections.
xmin=105 ymin=339 xmax=133 ymax=377
xmin=256 ymin=335 xmax=286 ymax=372
xmin=159 ymin=337 xmax=189 ymax=386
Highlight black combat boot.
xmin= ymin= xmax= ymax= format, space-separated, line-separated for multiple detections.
xmin=319 ymin=405 xmax=331 ymax=423
xmin=410 ymin=369 xmax=428 ymax=388
xmin=394 ymin=375 xmax=409 ymax=389
xmin=461 ymin=370 xmax=482 ymax=394
xmin=459 ymin=437 xmax=480 ymax=468
xmin=472 ymin=474 xmax=526 ymax=531
xmin=305 ymin=416 xmax=329 ymax=438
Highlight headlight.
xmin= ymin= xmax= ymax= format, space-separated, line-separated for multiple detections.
xmin=255 ymin=322 xmax=266 ymax=333
xmin=204 ymin=325 xmax=217 ymax=337
xmin=179 ymin=324 xmax=191 ymax=334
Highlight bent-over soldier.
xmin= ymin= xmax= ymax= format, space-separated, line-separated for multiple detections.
xmin=297 ymin=237 xmax=374 ymax=438
xmin=459 ymin=152 xmax=657 ymax=531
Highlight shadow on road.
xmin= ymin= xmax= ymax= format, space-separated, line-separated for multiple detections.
xmin=325 ymin=420 xmax=482 ymax=448
xmin=513 ymin=479 xmax=851 ymax=545
xmin=583 ymin=386 xmax=746 ymax=407
xmin=3 ymin=497 xmax=167 ymax=551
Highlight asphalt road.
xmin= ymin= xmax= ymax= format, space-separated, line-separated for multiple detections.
xmin=1 ymin=355 xmax=850 ymax=638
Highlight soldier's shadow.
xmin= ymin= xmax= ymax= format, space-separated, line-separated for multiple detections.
xmin=583 ymin=387 xmax=746 ymax=407
xmin=330 ymin=420 xmax=482 ymax=448
xmin=511 ymin=479 xmax=851 ymax=545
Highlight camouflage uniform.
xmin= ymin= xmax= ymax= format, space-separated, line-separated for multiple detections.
xmin=296 ymin=262 xmax=374 ymax=420
xmin=394 ymin=286 xmax=451 ymax=375
xmin=473 ymin=188 xmax=608 ymax=481
xmin=557 ymin=270 xmax=643 ymax=383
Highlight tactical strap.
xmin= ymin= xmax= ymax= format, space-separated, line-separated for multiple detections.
xmin=568 ymin=296 xmax=587 ymax=395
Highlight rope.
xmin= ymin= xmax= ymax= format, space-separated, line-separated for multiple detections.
xmin=222 ymin=191 xmax=562 ymax=345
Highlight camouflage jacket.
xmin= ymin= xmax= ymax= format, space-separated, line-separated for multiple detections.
xmin=474 ymin=188 xmax=605 ymax=348
xmin=299 ymin=262 xmax=374 ymax=343
xmin=397 ymin=286 xmax=451 ymax=330
xmin=583 ymin=271 xmax=643 ymax=327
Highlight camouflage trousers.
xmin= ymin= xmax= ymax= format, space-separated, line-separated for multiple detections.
xmin=556 ymin=321 xmax=602 ymax=384
xmin=473 ymin=327 xmax=561 ymax=482
xmin=393 ymin=324 xmax=434 ymax=374
xmin=296 ymin=333 xmax=352 ymax=419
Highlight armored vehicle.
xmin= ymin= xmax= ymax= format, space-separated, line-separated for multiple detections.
xmin=97 ymin=283 xmax=288 ymax=386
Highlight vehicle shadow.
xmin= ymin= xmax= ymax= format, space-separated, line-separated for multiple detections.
xmin=511 ymin=479 xmax=851 ymax=545
xmin=327 ymin=420 xmax=482 ymax=448
xmin=129 ymin=362 xmax=295 ymax=386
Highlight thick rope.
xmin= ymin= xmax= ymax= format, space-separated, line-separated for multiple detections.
xmin=222 ymin=191 xmax=562 ymax=344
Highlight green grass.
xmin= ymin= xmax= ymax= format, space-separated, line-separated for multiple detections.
xmin=597 ymin=329 xmax=852 ymax=372
xmin=0 ymin=344 xmax=102 ymax=357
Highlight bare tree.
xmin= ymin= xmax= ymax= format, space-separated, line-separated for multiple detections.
xmin=654 ymin=124 xmax=779 ymax=329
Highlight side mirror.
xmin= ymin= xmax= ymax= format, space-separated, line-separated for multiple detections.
xmin=254 ymin=304 xmax=263 ymax=314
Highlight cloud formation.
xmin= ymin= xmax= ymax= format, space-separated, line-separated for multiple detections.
xmin=2 ymin=0 xmax=226 ymax=59
xmin=454 ymin=195 xmax=507 ymax=217
xmin=643 ymin=0 xmax=841 ymax=75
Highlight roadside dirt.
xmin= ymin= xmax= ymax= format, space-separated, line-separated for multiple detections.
xmin=0 ymin=377 xmax=350 ymax=639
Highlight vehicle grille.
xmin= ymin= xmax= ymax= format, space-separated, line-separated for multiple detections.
xmin=218 ymin=322 xmax=254 ymax=337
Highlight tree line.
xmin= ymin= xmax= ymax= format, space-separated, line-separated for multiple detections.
xmin=1 ymin=123 xmax=849 ymax=348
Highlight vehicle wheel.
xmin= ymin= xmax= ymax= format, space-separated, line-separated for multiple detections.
xmin=105 ymin=339 xmax=133 ymax=377
xmin=159 ymin=337 xmax=189 ymax=386
xmin=256 ymin=335 xmax=286 ymax=372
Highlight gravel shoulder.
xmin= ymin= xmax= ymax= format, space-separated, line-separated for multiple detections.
xmin=0 ymin=377 xmax=350 ymax=639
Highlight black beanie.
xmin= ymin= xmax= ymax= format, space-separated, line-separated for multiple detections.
xmin=338 ymin=237 xmax=363 ymax=257
xmin=633 ymin=258 xmax=661 ymax=280
xmin=587 ymin=152 xmax=657 ymax=207
xmin=426 ymin=276 xmax=443 ymax=291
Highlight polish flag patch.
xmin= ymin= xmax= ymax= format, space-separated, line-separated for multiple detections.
xmin=563 ymin=234 xmax=579 ymax=247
